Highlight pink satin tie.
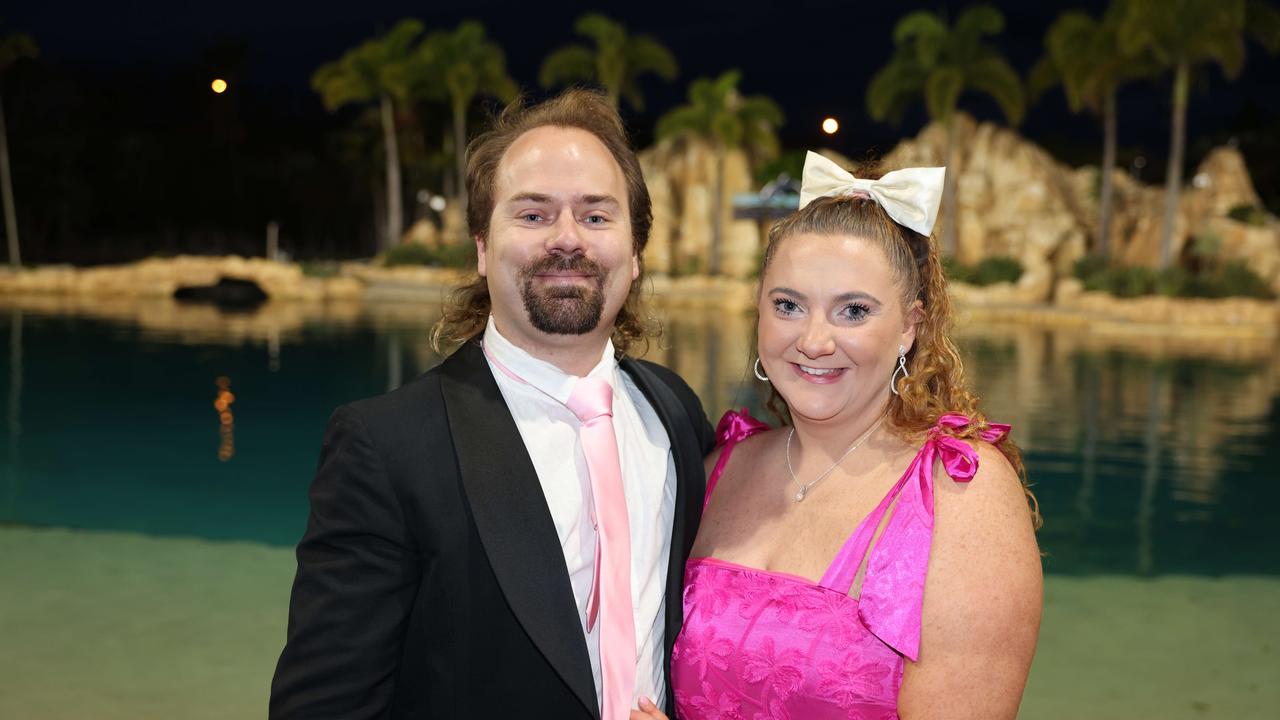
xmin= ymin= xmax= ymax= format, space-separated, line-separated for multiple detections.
xmin=567 ymin=377 xmax=636 ymax=720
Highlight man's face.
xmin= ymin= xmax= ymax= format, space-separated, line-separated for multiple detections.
xmin=478 ymin=126 xmax=638 ymax=353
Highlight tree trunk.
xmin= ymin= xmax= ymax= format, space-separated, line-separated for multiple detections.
xmin=453 ymin=99 xmax=468 ymax=219
xmin=0 ymin=95 xmax=20 ymax=268
xmin=940 ymin=117 xmax=960 ymax=258
xmin=380 ymin=94 xmax=403 ymax=252
xmin=710 ymin=148 xmax=725 ymax=276
xmin=1160 ymin=61 xmax=1189 ymax=270
xmin=442 ymin=126 xmax=455 ymax=201
xmin=1098 ymin=89 xmax=1117 ymax=259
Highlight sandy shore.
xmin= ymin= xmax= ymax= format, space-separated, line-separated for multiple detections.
xmin=1 ymin=526 xmax=1277 ymax=719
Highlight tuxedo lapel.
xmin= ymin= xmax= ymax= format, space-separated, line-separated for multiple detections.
xmin=618 ymin=358 xmax=706 ymax=701
xmin=440 ymin=342 xmax=599 ymax=719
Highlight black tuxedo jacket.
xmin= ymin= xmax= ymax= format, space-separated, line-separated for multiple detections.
xmin=270 ymin=340 xmax=715 ymax=719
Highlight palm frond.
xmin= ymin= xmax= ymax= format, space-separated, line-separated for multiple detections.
xmin=539 ymin=46 xmax=595 ymax=88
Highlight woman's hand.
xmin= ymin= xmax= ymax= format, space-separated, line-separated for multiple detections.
xmin=630 ymin=696 xmax=668 ymax=720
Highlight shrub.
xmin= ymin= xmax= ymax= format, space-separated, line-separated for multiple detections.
xmin=1227 ymin=204 xmax=1268 ymax=227
xmin=1218 ymin=261 xmax=1274 ymax=299
xmin=969 ymin=256 xmax=1024 ymax=286
xmin=1073 ymin=255 xmax=1110 ymax=288
xmin=942 ymin=257 xmax=971 ymax=284
xmin=300 ymin=261 xmax=339 ymax=278
xmin=383 ymin=242 xmax=475 ymax=269
xmin=944 ymin=256 xmax=1023 ymax=286
xmin=1074 ymin=257 xmax=1273 ymax=300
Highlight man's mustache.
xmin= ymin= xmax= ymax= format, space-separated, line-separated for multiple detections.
xmin=523 ymin=254 xmax=605 ymax=278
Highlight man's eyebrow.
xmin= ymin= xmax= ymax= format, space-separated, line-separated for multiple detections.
xmin=579 ymin=194 xmax=620 ymax=207
xmin=504 ymin=192 xmax=554 ymax=205
xmin=502 ymin=192 xmax=621 ymax=207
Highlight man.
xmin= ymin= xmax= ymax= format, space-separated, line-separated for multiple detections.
xmin=270 ymin=88 xmax=715 ymax=720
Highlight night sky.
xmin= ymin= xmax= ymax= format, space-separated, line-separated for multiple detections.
xmin=6 ymin=1 xmax=1280 ymax=261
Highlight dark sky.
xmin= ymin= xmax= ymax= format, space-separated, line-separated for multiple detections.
xmin=14 ymin=0 xmax=1280 ymax=161
xmin=6 ymin=0 xmax=1280 ymax=264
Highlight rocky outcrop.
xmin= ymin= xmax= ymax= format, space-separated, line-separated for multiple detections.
xmin=0 ymin=256 xmax=364 ymax=302
xmin=639 ymin=137 xmax=761 ymax=278
xmin=876 ymin=116 xmax=1280 ymax=298
xmin=640 ymin=113 xmax=1280 ymax=297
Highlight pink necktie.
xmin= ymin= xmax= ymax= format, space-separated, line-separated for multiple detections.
xmin=567 ymin=377 xmax=636 ymax=720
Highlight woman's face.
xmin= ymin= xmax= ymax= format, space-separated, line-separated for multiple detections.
xmin=757 ymin=232 xmax=918 ymax=426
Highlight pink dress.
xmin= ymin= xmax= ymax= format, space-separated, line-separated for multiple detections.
xmin=671 ymin=410 xmax=1009 ymax=720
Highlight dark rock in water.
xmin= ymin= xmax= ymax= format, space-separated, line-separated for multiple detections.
xmin=174 ymin=277 xmax=269 ymax=309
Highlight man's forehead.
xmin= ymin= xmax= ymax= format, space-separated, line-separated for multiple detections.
xmin=498 ymin=127 xmax=625 ymax=178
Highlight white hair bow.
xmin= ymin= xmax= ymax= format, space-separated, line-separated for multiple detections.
xmin=799 ymin=151 xmax=946 ymax=237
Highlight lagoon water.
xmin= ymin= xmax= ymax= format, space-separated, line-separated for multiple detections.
xmin=1 ymin=297 xmax=1277 ymax=718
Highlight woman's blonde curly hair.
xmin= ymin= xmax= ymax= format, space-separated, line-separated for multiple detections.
xmin=760 ymin=170 xmax=1040 ymax=527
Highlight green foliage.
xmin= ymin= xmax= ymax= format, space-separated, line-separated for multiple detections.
xmin=299 ymin=261 xmax=340 ymax=278
xmin=0 ymin=31 xmax=39 ymax=72
xmin=382 ymin=242 xmax=475 ymax=269
xmin=1118 ymin=0 xmax=1280 ymax=79
xmin=1227 ymin=203 xmax=1269 ymax=226
xmin=944 ymin=255 xmax=1024 ymax=286
xmin=1033 ymin=5 xmax=1158 ymax=115
xmin=753 ymin=150 xmax=806 ymax=186
xmin=1072 ymin=256 xmax=1274 ymax=299
xmin=539 ymin=13 xmax=678 ymax=111
xmin=311 ymin=19 xmax=423 ymax=111
xmin=866 ymin=4 xmax=1025 ymax=127
xmin=412 ymin=21 xmax=518 ymax=113
xmin=656 ymin=70 xmax=784 ymax=162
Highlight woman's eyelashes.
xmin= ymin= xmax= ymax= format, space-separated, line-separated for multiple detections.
xmin=772 ymin=297 xmax=802 ymax=316
xmin=771 ymin=297 xmax=873 ymax=322
xmin=841 ymin=302 xmax=872 ymax=321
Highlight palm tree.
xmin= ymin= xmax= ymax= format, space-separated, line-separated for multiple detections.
xmin=656 ymin=70 xmax=783 ymax=275
xmin=539 ymin=13 xmax=678 ymax=112
xmin=1120 ymin=0 xmax=1280 ymax=269
xmin=1030 ymin=3 xmax=1155 ymax=259
xmin=312 ymin=19 xmax=423 ymax=252
xmin=414 ymin=21 xmax=518 ymax=215
xmin=866 ymin=4 xmax=1025 ymax=258
xmin=0 ymin=31 xmax=37 ymax=268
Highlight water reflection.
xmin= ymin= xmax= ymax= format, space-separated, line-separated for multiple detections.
xmin=0 ymin=297 xmax=1275 ymax=575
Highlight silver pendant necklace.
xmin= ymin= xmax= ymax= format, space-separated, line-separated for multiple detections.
xmin=785 ymin=416 xmax=885 ymax=502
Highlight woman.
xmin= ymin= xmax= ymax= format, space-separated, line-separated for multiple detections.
xmin=635 ymin=153 xmax=1042 ymax=720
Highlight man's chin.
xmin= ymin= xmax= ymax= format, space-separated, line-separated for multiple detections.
xmin=525 ymin=295 xmax=605 ymax=336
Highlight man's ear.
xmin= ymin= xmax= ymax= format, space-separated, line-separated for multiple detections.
xmin=475 ymin=234 xmax=487 ymax=277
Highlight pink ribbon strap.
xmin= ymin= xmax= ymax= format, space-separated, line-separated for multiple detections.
xmin=856 ymin=413 xmax=1010 ymax=662
xmin=704 ymin=409 xmax=770 ymax=509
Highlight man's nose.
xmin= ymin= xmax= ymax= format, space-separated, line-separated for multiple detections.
xmin=545 ymin=209 xmax=586 ymax=254
xmin=797 ymin=315 xmax=836 ymax=358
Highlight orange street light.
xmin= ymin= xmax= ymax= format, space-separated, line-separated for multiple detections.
xmin=211 ymin=78 xmax=228 ymax=94
xmin=822 ymin=117 xmax=839 ymax=135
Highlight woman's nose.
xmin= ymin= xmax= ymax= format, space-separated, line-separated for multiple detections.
xmin=797 ymin=315 xmax=836 ymax=358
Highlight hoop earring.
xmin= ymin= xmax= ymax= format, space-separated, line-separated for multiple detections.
xmin=753 ymin=358 xmax=769 ymax=383
xmin=890 ymin=344 xmax=910 ymax=396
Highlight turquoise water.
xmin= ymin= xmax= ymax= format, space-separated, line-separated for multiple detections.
xmin=2 ymin=301 xmax=1279 ymax=718
xmin=2 ymin=305 xmax=1277 ymax=576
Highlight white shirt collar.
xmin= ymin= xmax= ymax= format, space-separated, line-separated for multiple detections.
xmin=483 ymin=315 xmax=618 ymax=405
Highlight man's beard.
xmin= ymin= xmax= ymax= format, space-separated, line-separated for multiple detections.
xmin=518 ymin=254 xmax=608 ymax=335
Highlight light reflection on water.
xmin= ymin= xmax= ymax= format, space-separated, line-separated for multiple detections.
xmin=0 ymin=297 xmax=1276 ymax=576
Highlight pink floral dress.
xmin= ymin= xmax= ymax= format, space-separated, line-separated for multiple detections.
xmin=671 ymin=410 xmax=1009 ymax=720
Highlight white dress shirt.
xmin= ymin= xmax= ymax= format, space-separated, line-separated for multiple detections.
xmin=482 ymin=316 xmax=676 ymax=711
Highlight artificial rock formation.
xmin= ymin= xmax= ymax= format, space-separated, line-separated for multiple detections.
xmin=640 ymin=113 xmax=1280 ymax=298
xmin=639 ymin=137 xmax=761 ymax=279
